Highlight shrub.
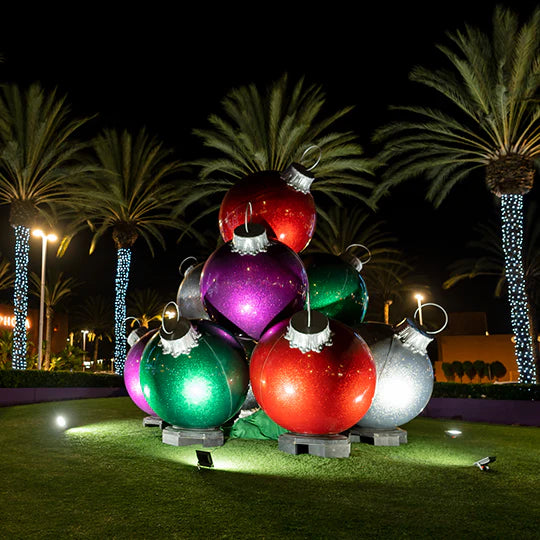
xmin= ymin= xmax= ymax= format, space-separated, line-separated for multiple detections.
xmin=441 ymin=362 xmax=454 ymax=380
xmin=491 ymin=361 xmax=507 ymax=381
xmin=432 ymin=382 xmax=540 ymax=400
xmin=0 ymin=370 xmax=124 ymax=388
xmin=462 ymin=361 xmax=476 ymax=381
xmin=473 ymin=360 xmax=487 ymax=380
xmin=452 ymin=361 xmax=464 ymax=382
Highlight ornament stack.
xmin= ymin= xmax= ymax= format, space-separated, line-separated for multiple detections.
xmin=124 ymin=148 xmax=436 ymax=456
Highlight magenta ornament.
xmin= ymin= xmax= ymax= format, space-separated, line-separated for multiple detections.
xmin=124 ymin=328 xmax=158 ymax=415
xmin=200 ymin=223 xmax=308 ymax=340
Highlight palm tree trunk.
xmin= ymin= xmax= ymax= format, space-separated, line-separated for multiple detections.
xmin=93 ymin=335 xmax=99 ymax=365
xmin=500 ymin=194 xmax=537 ymax=383
xmin=114 ymin=247 xmax=131 ymax=375
xmin=12 ymin=226 xmax=30 ymax=369
xmin=44 ymin=306 xmax=53 ymax=370
xmin=383 ymin=299 xmax=393 ymax=325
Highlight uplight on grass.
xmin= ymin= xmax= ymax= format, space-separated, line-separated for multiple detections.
xmin=445 ymin=429 xmax=462 ymax=438
xmin=55 ymin=415 xmax=67 ymax=429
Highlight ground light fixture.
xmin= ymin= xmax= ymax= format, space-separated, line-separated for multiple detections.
xmin=196 ymin=450 xmax=214 ymax=470
xmin=445 ymin=429 xmax=462 ymax=438
xmin=474 ymin=456 xmax=496 ymax=471
xmin=55 ymin=415 xmax=67 ymax=429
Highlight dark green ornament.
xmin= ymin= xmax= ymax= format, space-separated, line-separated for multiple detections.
xmin=139 ymin=321 xmax=249 ymax=429
xmin=303 ymin=253 xmax=368 ymax=326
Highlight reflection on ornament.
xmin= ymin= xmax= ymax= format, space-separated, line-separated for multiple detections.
xmin=303 ymin=253 xmax=368 ymax=326
xmin=354 ymin=319 xmax=434 ymax=430
xmin=140 ymin=319 xmax=249 ymax=429
xmin=124 ymin=328 xmax=158 ymax=416
xmin=176 ymin=261 xmax=209 ymax=320
xmin=250 ymin=312 xmax=376 ymax=435
xmin=219 ymin=170 xmax=317 ymax=252
xmin=200 ymin=224 xmax=308 ymax=340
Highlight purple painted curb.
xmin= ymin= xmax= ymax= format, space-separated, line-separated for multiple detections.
xmin=420 ymin=397 xmax=540 ymax=426
xmin=0 ymin=387 xmax=128 ymax=407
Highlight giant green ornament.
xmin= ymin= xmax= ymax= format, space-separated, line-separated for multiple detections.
xmin=140 ymin=319 xmax=249 ymax=429
xmin=303 ymin=253 xmax=368 ymax=326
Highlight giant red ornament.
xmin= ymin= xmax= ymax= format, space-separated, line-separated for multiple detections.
xmin=250 ymin=311 xmax=376 ymax=435
xmin=218 ymin=169 xmax=317 ymax=253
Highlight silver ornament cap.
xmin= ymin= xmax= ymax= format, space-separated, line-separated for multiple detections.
xmin=285 ymin=310 xmax=333 ymax=353
xmin=394 ymin=318 xmax=433 ymax=355
xmin=280 ymin=162 xmax=315 ymax=193
xmin=127 ymin=326 xmax=149 ymax=347
xmin=159 ymin=317 xmax=200 ymax=357
xmin=231 ymin=222 xmax=270 ymax=255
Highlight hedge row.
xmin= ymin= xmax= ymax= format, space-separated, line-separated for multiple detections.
xmin=432 ymin=382 xmax=539 ymax=401
xmin=0 ymin=370 xmax=124 ymax=388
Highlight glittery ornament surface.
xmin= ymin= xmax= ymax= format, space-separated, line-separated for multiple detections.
xmin=124 ymin=329 xmax=158 ymax=415
xmin=354 ymin=321 xmax=434 ymax=429
xmin=200 ymin=239 xmax=308 ymax=340
xmin=304 ymin=254 xmax=368 ymax=326
xmin=139 ymin=321 xmax=249 ymax=429
xmin=219 ymin=171 xmax=317 ymax=253
xmin=250 ymin=318 xmax=376 ymax=435
xmin=176 ymin=262 xmax=209 ymax=320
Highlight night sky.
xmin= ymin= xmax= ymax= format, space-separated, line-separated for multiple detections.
xmin=0 ymin=2 xmax=538 ymax=333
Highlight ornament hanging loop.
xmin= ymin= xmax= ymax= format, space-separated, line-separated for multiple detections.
xmin=245 ymin=202 xmax=253 ymax=233
xmin=125 ymin=316 xmax=141 ymax=328
xmin=300 ymin=145 xmax=322 ymax=171
xmin=161 ymin=301 xmax=180 ymax=335
xmin=413 ymin=303 xmax=449 ymax=334
xmin=179 ymin=256 xmax=197 ymax=276
xmin=345 ymin=243 xmax=371 ymax=272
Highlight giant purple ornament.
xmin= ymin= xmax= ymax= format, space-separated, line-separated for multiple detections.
xmin=200 ymin=223 xmax=308 ymax=340
xmin=124 ymin=328 xmax=158 ymax=415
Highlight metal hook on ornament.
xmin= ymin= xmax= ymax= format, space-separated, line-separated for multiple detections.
xmin=124 ymin=316 xmax=141 ymax=329
xmin=300 ymin=145 xmax=322 ymax=171
xmin=413 ymin=303 xmax=448 ymax=335
xmin=345 ymin=243 xmax=371 ymax=272
xmin=161 ymin=301 xmax=180 ymax=335
xmin=244 ymin=202 xmax=253 ymax=233
xmin=179 ymin=256 xmax=197 ymax=276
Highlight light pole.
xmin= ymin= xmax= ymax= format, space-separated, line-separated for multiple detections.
xmin=81 ymin=329 xmax=89 ymax=366
xmin=32 ymin=229 xmax=57 ymax=370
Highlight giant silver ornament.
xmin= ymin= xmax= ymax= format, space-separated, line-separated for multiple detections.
xmin=176 ymin=261 xmax=210 ymax=320
xmin=354 ymin=319 xmax=434 ymax=430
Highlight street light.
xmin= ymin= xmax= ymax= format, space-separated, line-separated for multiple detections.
xmin=81 ymin=329 xmax=89 ymax=366
xmin=32 ymin=229 xmax=58 ymax=370
xmin=414 ymin=293 xmax=424 ymax=326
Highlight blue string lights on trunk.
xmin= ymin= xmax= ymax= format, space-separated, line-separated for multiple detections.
xmin=114 ymin=247 xmax=131 ymax=375
xmin=12 ymin=225 xmax=30 ymax=370
xmin=501 ymin=194 xmax=536 ymax=384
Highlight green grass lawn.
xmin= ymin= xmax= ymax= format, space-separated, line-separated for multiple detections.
xmin=1 ymin=397 xmax=539 ymax=539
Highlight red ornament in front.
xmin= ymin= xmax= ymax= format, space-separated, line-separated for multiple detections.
xmin=218 ymin=170 xmax=317 ymax=253
xmin=250 ymin=314 xmax=376 ymax=435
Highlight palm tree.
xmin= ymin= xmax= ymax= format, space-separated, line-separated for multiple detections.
xmin=127 ymin=288 xmax=167 ymax=328
xmin=180 ymin=74 xmax=377 ymax=220
xmin=0 ymin=254 xmax=14 ymax=293
xmin=305 ymin=205 xmax=419 ymax=323
xmin=73 ymin=295 xmax=113 ymax=367
xmin=373 ymin=7 xmax=540 ymax=383
xmin=29 ymin=270 xmax=78 ymax=369
xmin=59 ymin=128 xmax=187 ymax=374
xmin=306 ymin=206 xmax=404 ymax=273
xmin=0 ymin=83 xmax=91 ymax=369
xmin=444 ymin=205 xmax=540 ymax=365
